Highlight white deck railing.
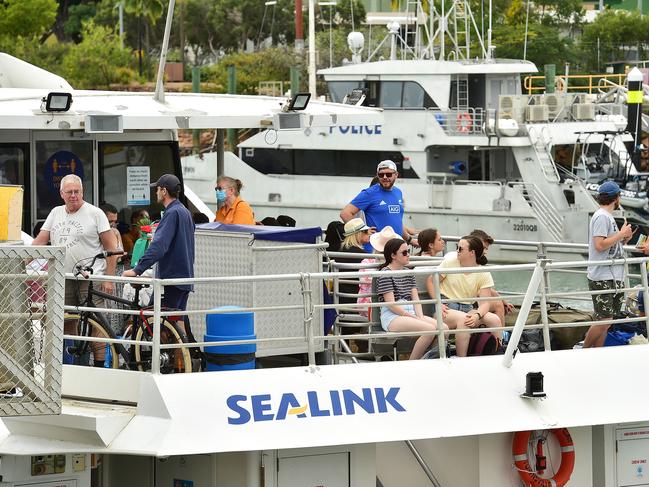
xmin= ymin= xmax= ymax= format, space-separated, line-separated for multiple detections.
xmin=58 ymin=236 xmax=649 ymax=373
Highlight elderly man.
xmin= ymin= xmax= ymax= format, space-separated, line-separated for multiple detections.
xmin=33 ymin=174 xmax=118 ymax=304
xmin=340 ymin=160 xmax=416 ymax=250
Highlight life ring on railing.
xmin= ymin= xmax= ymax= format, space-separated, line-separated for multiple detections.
xmin=456 ymin=112 xmax=473 ymax=133
xmin=513 ymin=428 xmax=575 ymax=487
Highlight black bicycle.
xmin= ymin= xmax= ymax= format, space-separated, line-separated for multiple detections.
xmin=65 ymin=252 xmax=193 ymax=373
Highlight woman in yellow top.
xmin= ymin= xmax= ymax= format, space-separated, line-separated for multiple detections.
xmin=214 ymin=176 xmax=255 ymax=225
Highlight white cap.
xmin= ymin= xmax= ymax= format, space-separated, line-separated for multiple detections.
xmin=377 ymin=160 xmax=397 ymax=172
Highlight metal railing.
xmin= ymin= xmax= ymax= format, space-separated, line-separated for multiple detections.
xmin=508 ymin=182 xmax=564 ymax=242
xmin=432 ymin=107 xmax=484 ymax=136
xmin=523 ymin=73 xmax=627 ymax=95
xmin=42 ymin=237 xmax=649 ymax=377
xmin=0 ymin=245 xmax=65 ymax=417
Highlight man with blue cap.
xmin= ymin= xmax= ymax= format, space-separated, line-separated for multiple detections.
xmin=584 ymin=181 xmax=634 ymax=347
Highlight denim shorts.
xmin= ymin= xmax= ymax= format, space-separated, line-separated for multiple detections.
xmin=380 ymin=303 xmax=416 ymax=331
xmin=446 ymin=301 xmax=474 ymax=313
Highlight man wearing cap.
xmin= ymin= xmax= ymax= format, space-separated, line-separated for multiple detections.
xmin=340 ymin=160 xmax=415 ymax=251
xmin=584 ymin=180 xmax=633 ymax=347
xmin=123 ymin=174 xmax=195 ymax=312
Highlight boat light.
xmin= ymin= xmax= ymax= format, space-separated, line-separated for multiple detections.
xmin=41 ymin=92 xmax=72 ymax=113
xmin=523 ymin=371 xmax=546 ymax=399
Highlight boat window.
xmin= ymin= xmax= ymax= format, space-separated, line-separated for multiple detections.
xmin=327 ymin=81 xmax=362 ymax=103
xmin=35 ymin=140 xmax=93 ymax=220
xmin=99 ymin=142 xmax=179 ymax=223
xmin=242 ymin=147 xmax=419 ymax=179
xmin=0 ymin=144 xmax=30 ymax=233
xmin=380 ymin=81 xmax=403 ymax=108
xmin=403 ymin=82 xmax=424 ymax=108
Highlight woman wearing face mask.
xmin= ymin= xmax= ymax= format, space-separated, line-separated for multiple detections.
xmin=214 ymin=176 xmax=255 ymax=225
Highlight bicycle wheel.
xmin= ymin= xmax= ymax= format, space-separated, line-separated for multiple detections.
xmin=67 ymin=312 xmax=121 ymax=369
xmin=133 ymin=318 xmax=192 ymax=373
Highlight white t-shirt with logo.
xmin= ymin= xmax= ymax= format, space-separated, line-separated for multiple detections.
xmin=42 ymin=202 xmax=111 ymax=275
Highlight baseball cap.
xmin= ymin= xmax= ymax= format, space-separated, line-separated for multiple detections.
xmin=150 ymin=174 xmax=181 ymax=191
xmin=343 ymin=218 xmax=370 ymax=236
xmin=377 ymin=160 xmax=397 ymax=173
xmin=598 ymin=181 xmax=621 ymax=196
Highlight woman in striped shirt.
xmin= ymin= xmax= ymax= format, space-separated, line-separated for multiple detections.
xmin=376 ymin=238 xmax=450 ymax=359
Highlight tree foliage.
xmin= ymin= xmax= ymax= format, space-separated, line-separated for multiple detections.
xmin=0 ymin=0 xmax=57 ymax=38
xmin=61 ymin=21 xmax=137 ymax=88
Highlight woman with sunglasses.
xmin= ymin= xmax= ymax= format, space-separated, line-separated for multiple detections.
xmin=431 ymin=235 xmax=502 ymax=357
xmin=376 ymin=238 xmax=451 ymax=360
xmin=214 ymin=176 xmax=255 ymax=225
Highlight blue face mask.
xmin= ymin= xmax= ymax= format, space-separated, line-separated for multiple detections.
xmin=216 ymin=189 xmax=226 ymax=203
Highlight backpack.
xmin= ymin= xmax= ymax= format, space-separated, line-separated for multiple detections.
xmin=467 ymin=326 xmax=500 ymax=356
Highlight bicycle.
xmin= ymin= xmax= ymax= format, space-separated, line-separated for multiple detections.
xmin=65 ymin=252 xmax=193 ymax=373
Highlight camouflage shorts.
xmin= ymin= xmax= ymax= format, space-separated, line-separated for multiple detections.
xmin=588 ymin=279 xmax=623 ymax=319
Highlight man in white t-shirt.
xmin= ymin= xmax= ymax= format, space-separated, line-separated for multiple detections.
xmin=584 ymin=181 xmax=633 ymax=348
xmin=32 ymin=174 xmax=118 ymax=307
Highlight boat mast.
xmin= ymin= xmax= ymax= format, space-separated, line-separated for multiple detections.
xmin=154 ymin=0 xmax=176 ymax=103
xmin=308 ymin=0 xmax=316 ymax=95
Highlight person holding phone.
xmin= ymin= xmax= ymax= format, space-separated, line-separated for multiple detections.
xmin=585 ymin=181 xmax=634 ymax=348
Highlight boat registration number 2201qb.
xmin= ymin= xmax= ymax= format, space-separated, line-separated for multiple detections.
xmin=513 ymin=223 xmax=538 ymax=232
xmin=226 ymin=387 xmax=406 ymax=425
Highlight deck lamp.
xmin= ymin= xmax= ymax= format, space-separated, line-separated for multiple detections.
xmin=287 ymin=92 xmax=311 ymax=111
xmin=523 ymin=371 xmax=546 ymax=398
xmin=42 ymin=92 xmax=73 ymax=113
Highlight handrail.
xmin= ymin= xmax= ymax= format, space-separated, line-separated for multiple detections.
xmin=63 ymin=245 xmax=649 ymax=373
xmin=523 ymin=73 xmax=627 ymax=95
xmin=508 ymin=182 xmax=564 ymax=241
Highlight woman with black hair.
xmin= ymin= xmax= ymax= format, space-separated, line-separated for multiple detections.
xmin=430 ymin=235 xmax=501 ymax=357
xmin=376 ymin=238 xmax=452 ymax=360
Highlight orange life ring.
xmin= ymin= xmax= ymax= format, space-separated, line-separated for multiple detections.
xmin=512 ymin=428 xmax=575 ymax=487
xmin=456 ymin=112 xmax=473 ymax=133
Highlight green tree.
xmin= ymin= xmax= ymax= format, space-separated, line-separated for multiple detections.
xmin=579 ymin=9 xmax=649 ymax=71
xmin=62 ymin=20 xmax=137 ymax=88
xmin=65 ymin=3 xmax=98 ymax=42
xmin=204 ymin=48 xmax=301 ymax=94
xmin=0 ymin=0 xmax=57 ymax=38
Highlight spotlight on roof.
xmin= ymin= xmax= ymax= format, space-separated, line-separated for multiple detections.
xmin=287 ymin=92 xmax=311 ymax=111
xmin=41 ymin=92 xmax=73 ymax=113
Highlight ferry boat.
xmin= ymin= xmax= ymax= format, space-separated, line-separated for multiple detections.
xmin=182 ymin=1 xmax=649 ymax=263
xmin=1 ymin=229 xmax=649 ymax=487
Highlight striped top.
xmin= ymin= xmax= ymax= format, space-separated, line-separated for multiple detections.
xmin=376 ymin=269 xmax=416 ymax=302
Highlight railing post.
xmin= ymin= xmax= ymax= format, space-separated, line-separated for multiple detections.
xmin=299 ymin=273 xmax=316 ymax=366
xmin=433 ymin=272 xmax=447 ymax=358
xmin=641 ymin=260 xmax=649 ymax=343
xmin=538 ymin=255 xmax=552 ymax=351
xmin=151 ymin=279 xmax=162 ymax=374
xmin=503 ymin=259 xmax=547 ymax=367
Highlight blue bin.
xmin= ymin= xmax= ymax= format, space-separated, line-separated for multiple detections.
xmin=204 ymin=333 xmax=256 ymax=371
xmin=206 ymin=306 xmax=254 ymax=336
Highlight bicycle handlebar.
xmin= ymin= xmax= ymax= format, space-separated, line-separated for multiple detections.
xmin=74 ymin=251 xmax=129 ymax=277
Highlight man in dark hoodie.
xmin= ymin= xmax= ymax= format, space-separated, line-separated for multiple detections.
xmin=123 ymin=174 xmax=195 ymax=312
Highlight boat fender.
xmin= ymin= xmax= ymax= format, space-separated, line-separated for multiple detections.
xmin=456 ymin=112 xmax=473 ymax=133
xmin=513 ymin=428 xmax=575 ymax=487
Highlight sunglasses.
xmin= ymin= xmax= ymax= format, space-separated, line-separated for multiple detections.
xmin=377 ymin=172 xmax=396 ymax=179
xmin=400 ymin=249 xmax=410 ymax=256
xmin=457 ymin=245 xmax=472 ymax=253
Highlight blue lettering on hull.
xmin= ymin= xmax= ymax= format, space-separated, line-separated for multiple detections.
xmin=227 ymin=387 xmax=406 ymax=425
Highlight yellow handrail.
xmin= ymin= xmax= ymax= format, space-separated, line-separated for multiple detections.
xmin=523 ymin=73 xmax=627 ymax=94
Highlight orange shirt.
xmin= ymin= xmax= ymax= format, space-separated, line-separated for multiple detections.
xmin=215 ymin=196 xmax=255 ymax=225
